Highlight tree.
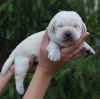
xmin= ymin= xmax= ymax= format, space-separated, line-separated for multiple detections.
xmin=0 ymin=0 xmax=100 ymax=98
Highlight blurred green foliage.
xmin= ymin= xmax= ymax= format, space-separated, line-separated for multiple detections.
xmin=0 ymin=0 xmax=100 ymax=99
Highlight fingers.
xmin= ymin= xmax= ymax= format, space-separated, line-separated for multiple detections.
xmin=28 ymin=65 xmax=38 ymax=73
xmin=74 ymin=52 xmax=84 ymax=60
xmin=9 ymin=64 xmax=14 ymax=71
xmin=6 ymin=64 xmax=14 ymax=77
xmin=70 ymin=41 xmax=84 ymax=56
xmin=67 ymin=42 xmax=85 ymax=62
xmin=67 ymin=52 xmax=84 ymax=64
xmin=28 ymin=55 xmax=38 ymax=73
xmin=69 ymin=32 xmax=89 ymax=51
xmin=29 ymin=55 xmax=37 ymax=68
xmin=41 ymin=28 xmax=50 ymax=49
xmin=3 ymin=64 xmax=15 ymax=79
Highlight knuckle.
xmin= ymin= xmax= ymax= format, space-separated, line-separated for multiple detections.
xmin=68 ymin=54 xmax=72 ymax=59
xmin=61 ymin=52 xmax=72 ymax=59
xmin=61 ymin=53 xmax=65 ymax=58
xmin=61 ymin=50 xmax=66 ymax=58
xmin=40 ymin=46 xmax=44 ymax=51
xmin=72 ymin=45 xmax=77 ymax=49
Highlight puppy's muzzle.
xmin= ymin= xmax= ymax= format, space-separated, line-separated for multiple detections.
xmin=65 ymin=31 xmax=72 ymax=38
xmin=63 ymin=31 xmax=73 ymax=41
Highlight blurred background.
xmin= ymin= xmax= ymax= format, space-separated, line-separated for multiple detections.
xmin=0 ymin=0 xmax=100 ymax=98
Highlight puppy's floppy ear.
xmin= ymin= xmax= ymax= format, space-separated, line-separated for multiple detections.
xmin=82 ymin=21 xmax=87 ymax=33
xmin=51 ymin=21 xmax=56 ymax=32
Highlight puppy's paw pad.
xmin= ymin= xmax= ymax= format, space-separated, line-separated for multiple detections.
xmin=84 ymin=48 xmax=95 ymax=55
xmin=86 ymin=50 xmax=94 ymax=55
xmin=48 ymin=52 xmax=61 ymax=62
xmin=17 ymin=87 xmax=24 ymax=95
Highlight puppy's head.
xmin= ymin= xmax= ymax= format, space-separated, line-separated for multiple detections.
xmin=48 ymin=11 xmax=87 ymax=47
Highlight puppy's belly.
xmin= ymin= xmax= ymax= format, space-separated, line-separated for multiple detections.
xmin=14 ymin=30 xmax=45 ymax=62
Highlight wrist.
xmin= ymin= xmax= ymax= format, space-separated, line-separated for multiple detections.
xmin=6 ymin=68 xmax=14 ymax=78
xmin=5 ymin=64 xmax=14 ymax=78
xmin=37 ymin=64 xmax=55 ymax=77
xmin=23 ymin=64 xmax=53 ymax=99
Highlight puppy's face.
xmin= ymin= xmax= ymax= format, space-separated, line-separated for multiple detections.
xmin=48 ymin=11 xmax=87 ymax=47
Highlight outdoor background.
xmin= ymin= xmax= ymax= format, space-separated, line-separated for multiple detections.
xmin=0 ymin=0 xmax=100 ymax=99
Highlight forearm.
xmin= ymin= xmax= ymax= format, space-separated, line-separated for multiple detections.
xmin=0 ymin=72 xmax=13 ymax=94
xmin=23 ymin=65 xmax=53 ymax=99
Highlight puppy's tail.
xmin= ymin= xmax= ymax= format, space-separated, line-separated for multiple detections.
xmin=1 ymin=51 xmax=15 ymax=75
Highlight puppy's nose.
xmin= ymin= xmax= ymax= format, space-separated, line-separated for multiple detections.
xmin=65 ymin=32 xmax=71 ymax=38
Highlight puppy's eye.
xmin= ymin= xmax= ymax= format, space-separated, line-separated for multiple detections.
xmin=59 ymin=25 xmax=63 ymax=27
xmin=74 ymin=25 xmax=78 ymax=28
xmin=57 ymin=24 xmax=63 ymax=28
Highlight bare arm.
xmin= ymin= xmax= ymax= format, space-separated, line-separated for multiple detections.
xmin=0 ymin=55 xmax=37 ymax=94
xmin=23 ymin=66 xmax=52 ymax=99
xmin=0 ymin=65 xmax=14 ymax=94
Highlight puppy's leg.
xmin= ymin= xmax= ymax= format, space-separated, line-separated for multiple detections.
xmin=47 ymin=41 xmax=61 ymax=61
xmin=83 ymin=42 xmax=95 ymax=55
xmin=14 ymin=56 xmax=29 ymax=95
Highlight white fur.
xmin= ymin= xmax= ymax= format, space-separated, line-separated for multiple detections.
xmin=1 ymin=11 xmax=95 ymax=94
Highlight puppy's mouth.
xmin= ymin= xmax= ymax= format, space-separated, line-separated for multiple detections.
xmin=61 ymin=31 xmax=76 ymax=42
xmin=61 ymin=39 xmax=75 ymax=42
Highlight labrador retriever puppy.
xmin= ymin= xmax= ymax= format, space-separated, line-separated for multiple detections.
xmin=1 ymin=11 xmax=95 ymax=94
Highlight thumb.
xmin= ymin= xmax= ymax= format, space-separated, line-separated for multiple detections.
xmin=41 ymin=28 xmax=50 ymax=49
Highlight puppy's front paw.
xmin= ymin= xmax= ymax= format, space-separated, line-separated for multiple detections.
xmin=16 ymin=86 xmax=24 ymax=95
xmin=48 ymin=51 xmax=61 ymax=62
xmin=83 ymin=47 xmax=95 ymax=55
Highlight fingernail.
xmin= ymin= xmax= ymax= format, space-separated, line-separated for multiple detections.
xmin=46 ymin=27 xmax=48 ymax=32
xmin=46 ymin=27 xmax=49 ymax=30
xmin=32 ymin=55 xmax=36 ymax=59
xmin=86 ymin=32 xmax=89 ymax=35
xmin=83 ymin=32 xmax=89 ymax=35
xmin=45 ymin=28 xmax=49 ymax=39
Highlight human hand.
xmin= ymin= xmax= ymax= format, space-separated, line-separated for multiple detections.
xmin=28 ymin=55 xmax=38 ymax=73
xmin=0 ymin=64 xmax=14 ymax=94
xmin=5 ymin=55 xmax=38 ymax=74
xmin=0 ymin=55 xmax=37 ymax=94
xmin=38 ymin=28 xmax=89 ymax=76
xmin=23 ymin=29 xmax=89 ymax=99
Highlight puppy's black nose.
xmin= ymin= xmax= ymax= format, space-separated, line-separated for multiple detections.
xmin=65 ymin=32 xmax=71 ymax=38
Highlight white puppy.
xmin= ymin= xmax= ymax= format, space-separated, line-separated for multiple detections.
xmin=1 ymin=11 xmax=95 ymax=94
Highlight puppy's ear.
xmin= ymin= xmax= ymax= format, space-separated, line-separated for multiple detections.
xmin=82 ymin=21 xmax=87 ymax=33
xmin=51 ymin=21 xmax=56 ymax=32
